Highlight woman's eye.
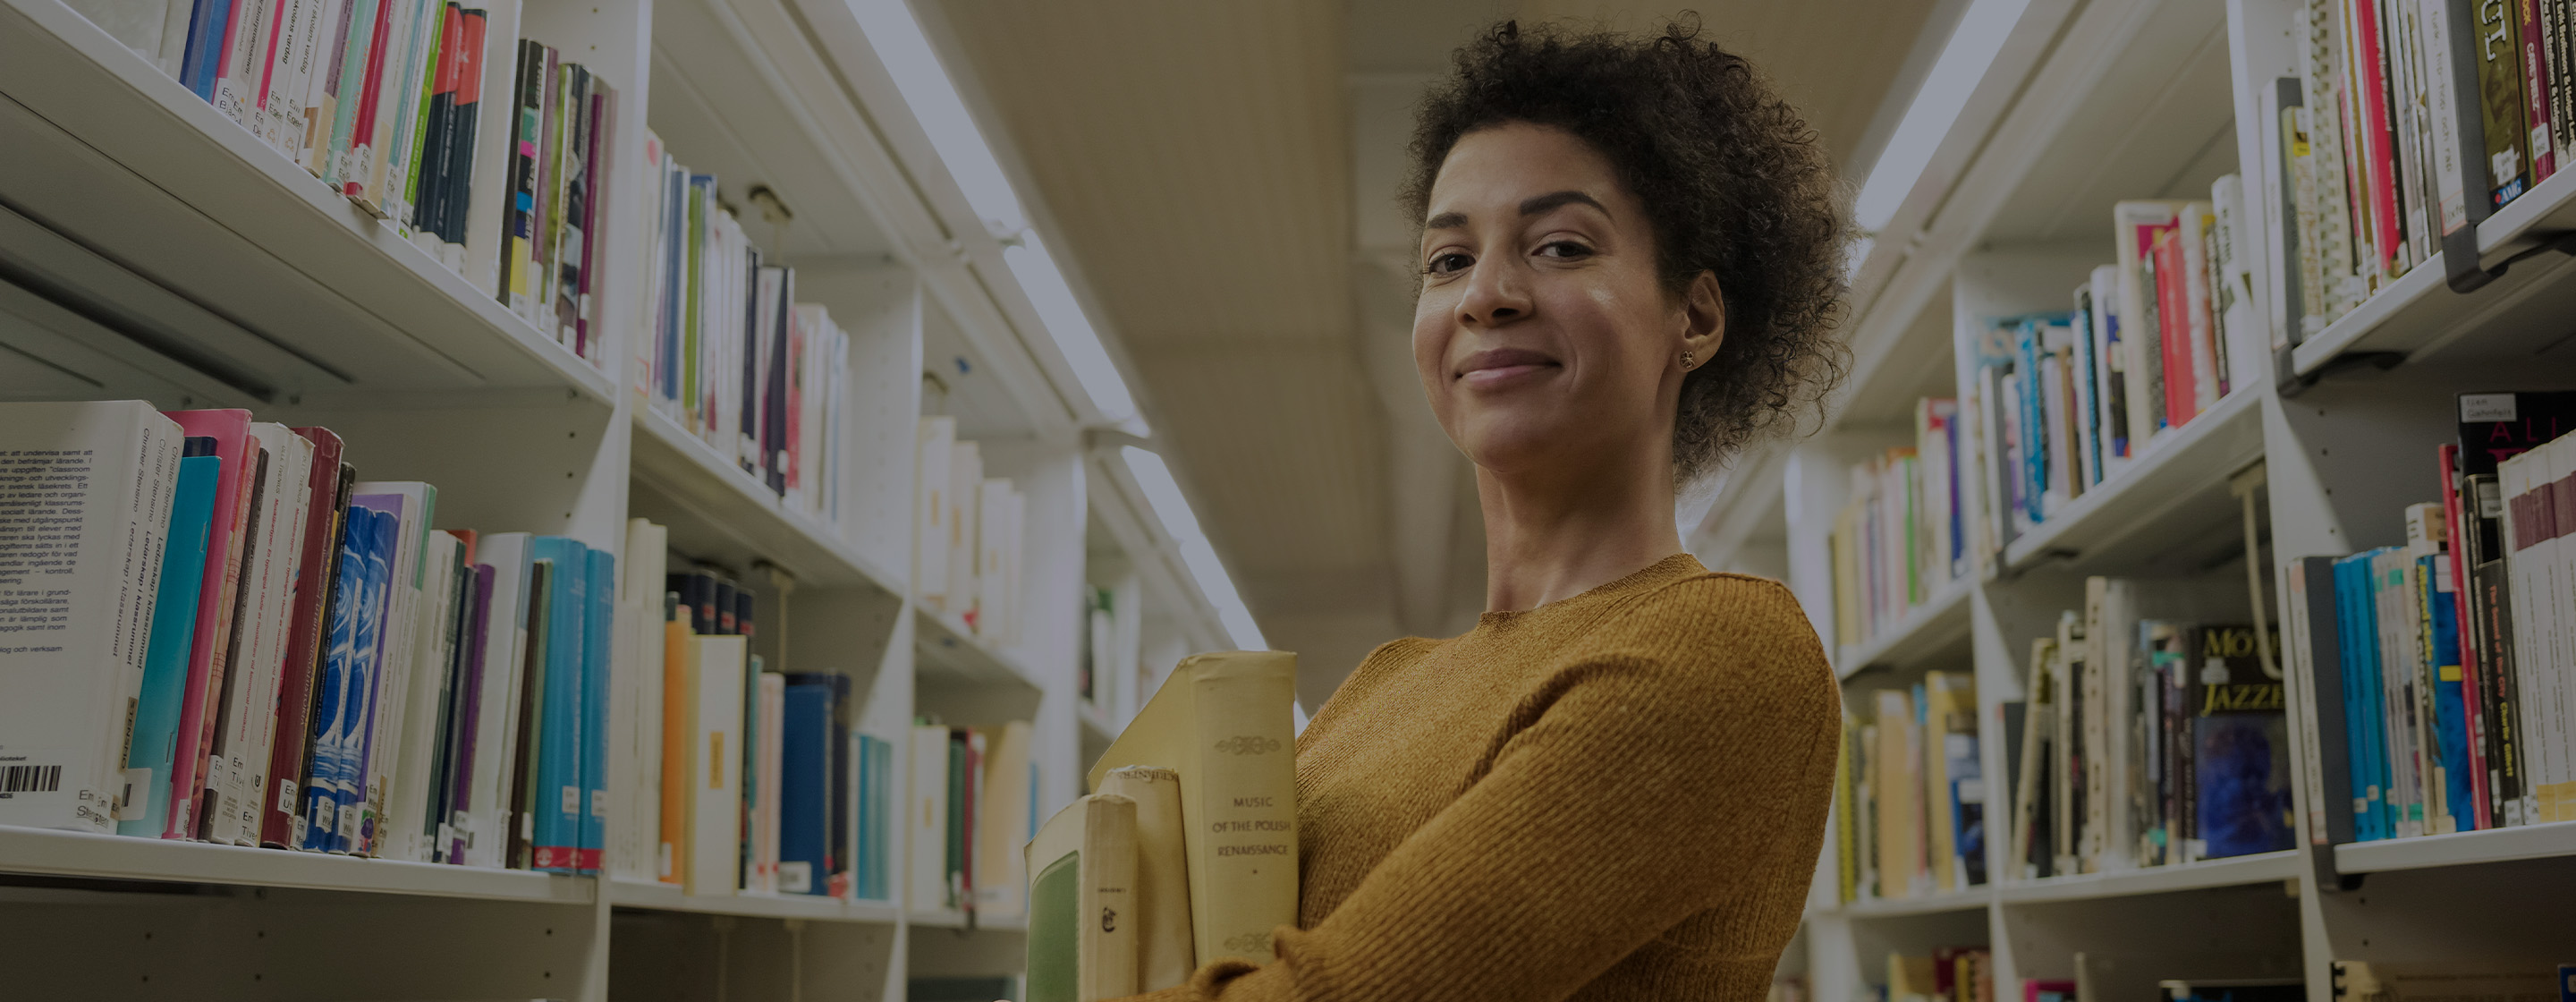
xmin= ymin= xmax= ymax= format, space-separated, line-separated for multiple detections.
xmin=1536 ymin=241 xmax=1593 ymax=259
xmin=1425 ymin=252 xmax=1472 ymax=276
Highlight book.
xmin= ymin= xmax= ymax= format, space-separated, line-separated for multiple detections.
xmin=975 ymin=719 xmax=1034 ymax=918
xmin=682 ymin=633 xmax=745 ymax=896
xmin=1024 ymin=794 xmax=1140 ymax=1002
xmin=1088 ymin=650 xmax=1299 ymax=966
xmin=257 ymin=430 xmax=347 ymax=847
xmin=909 ymin=721 xmax=953 ymax=911
xmin=778 ymin=681 xmax=830 ymax=895
xmin=126 ymin=437 xmax=218 ymax=838
xmin=0 ymin=402 xmax=180 ymax=834
xmin=1097 ymin=765 xmax=1193 ymax=992
xmin=2189 ymin=624 xmax=2295 ymax=858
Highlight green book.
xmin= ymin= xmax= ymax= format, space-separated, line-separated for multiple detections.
xmin=1025 ymin=794 xmax=1137 ymax=1002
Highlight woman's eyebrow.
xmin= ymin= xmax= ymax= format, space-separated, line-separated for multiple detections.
xmin=1425 ymin=210 xmax=1469 ymax=230
xmin=1520 ymin=190 xmax=1606 ymax=217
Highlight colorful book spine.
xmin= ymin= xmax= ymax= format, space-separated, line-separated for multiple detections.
xmin=529 ymin=536 xmax=587 ymax=871
xmin=119 ymin=444 xmax=219 ymax=837
xmin=579 ymin=544 xmax=614 ymax=872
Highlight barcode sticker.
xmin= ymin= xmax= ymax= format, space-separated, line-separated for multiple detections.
xmin=119 ymin=768 xmax=154 ymax=819
xmin=0 ymin=763 xmax=64 ymax=794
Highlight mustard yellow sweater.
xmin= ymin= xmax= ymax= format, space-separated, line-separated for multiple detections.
xmin=1127 ymin=553 xmax=1839 ymax=1002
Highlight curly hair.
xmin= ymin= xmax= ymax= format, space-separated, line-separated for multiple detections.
xmin=1403 ymin=15 xmax=1852 ymax=481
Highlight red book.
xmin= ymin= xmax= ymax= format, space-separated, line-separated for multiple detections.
xmin=2436 ymin=445 xmax=2494 ymax=829
xmin=158 ymin=410 xmax=255 ymax=841
xmin=2152 ymin=230 xmax=2197 ymax=428
xmin=343 ymin=0 xmax=399 ymax=198
xmin=2349 ymin=0 xmax=2402 ymax=274
xmin=2521 ymin=0 xmax=2555 ymax=183
xmin=259 ymin=429 xmax=349 ymax=848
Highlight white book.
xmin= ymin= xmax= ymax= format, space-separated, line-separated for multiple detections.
xmin=946 ymin=441 xmax=981 ymax=623
xmin=467 ymin=532 xmax=533 ymax=867
xmin=908 ymin=723 xmax=951 ymax=912
xmin=2499 ymin=447 xmax=2554 ymax=822
xmin=114 ymin=415 xmax=182 ymax=826
xmin=2541 ymin=435 xmax=2576 ymax=822
xmin=749 ymin=671 xmax=784 ymax=894
xmin=210 ymin=0 xmax=274 ymax=124
xmin=976 ymin=479 xmax=1015 ymax=641
xmin=685 ymin=634 xmax=747 ymax=896
xmin=202 ymin=426 xmax=283 ymax=845
xmin=385 ymin=530 xmax=461 ymax=861
xmin=0 ymin=402 xmax=179 ymax=833
xmin=915 ymin=417 xmax=954 ymax=602
xmin=254 ymin=0 xmax=303 ymax=149
xmin=617 ymin=519 xmax=668 ymax=881
xmin=2037 ymin=324 xmax=2073 ymax=514
xmin=974 ymin=719 xmax=1032 ymax=919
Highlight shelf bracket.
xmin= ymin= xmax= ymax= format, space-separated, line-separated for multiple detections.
xmin=2308 ymin=842 xmax=2364 ymax=893
xmin=2276 ymin=350 xmax=2405 ymax=399
xmin=2445 ymin=228 xmax=2576 ymax=294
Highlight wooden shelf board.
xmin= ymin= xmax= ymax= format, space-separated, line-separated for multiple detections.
xmin=1836 ymin=578 xmax=1976 ymax=680
xmin=608 ymin=878 xmax=902 ymax=922
xmin=0 ymin=825 xmax=594 ymax=904
xmin=628 ymin=407 xmax=903 ymax=593
xmin=2334 ymin=821 xmax=2576 ymax=875
xmin=912 ymin=607 xmax=1041 ymax=691
xmin=1996 ymin=849 xmax=2298 ymax=904
xmin=0 ymin=0 xmax=615 ymax=405
xmin=1999 ymin=387 xmax=2263 ymax=575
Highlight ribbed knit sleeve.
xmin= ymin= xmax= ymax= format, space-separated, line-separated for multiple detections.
xmin=1120 ymin=576 xmax=1839 ymax=1002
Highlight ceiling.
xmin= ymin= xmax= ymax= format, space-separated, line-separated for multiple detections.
xmin=927 ymin=0 xmax=1948 ymax=708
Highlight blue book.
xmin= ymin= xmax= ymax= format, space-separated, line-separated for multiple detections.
xmin=869 ymin=734 xmax=891 ymax=900
xmin=2418 ymin=554 xmax=2476 ymax=831
xmin=855 ymin=733 xmax=875 ymax=900
xmin=343 ymin=494 xmax=406 ymax=853
xmin=299 ymin=505 xmax=370 ymax=850
xmin=529 ymin=537 xmax=587 ymax=872
xmin=580 ymin=546 xmax=614 ymax=872
xmin=2190 ymin=624 xmax=2294 ymax=858
xmin=779 ymin=684 xmax=831 ymax=894
xmin=180 ymin=0 xmax=231 ymax=99
xmin=2341 ymin=550 xmax=2395 ymax=841
xmin=2331 ymin=555 xmax=2376 ymax=841
xmin=120 ymin=445 xmax=220 ymax=837
xmin=2013 ymin=319 xmax=2046 ymax=522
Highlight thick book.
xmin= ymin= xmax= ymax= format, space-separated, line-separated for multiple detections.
xmin=974 ymin=719 xmax=1034 ymax=917
xmin=209 ymin=423 xmax=313 ymax=845
xmin=908 ymin=722 xmax=952 ymax=910
xmin=528 ymin=536 xmax=589 ymax=871
xmin=2288 ymin=556 xmax=2357 ymax=847
xmin=348 ymin=482 xmax=436 ymax=856
xmin=2189 ymin=624 xmax=2294 ymax=857
xmin=778 ymin=682 xmax=830 ymax=895
xmin=124 ymin=440 xmax=218 ymax=838
xmin=0 ymin=402 xmax=178 ymax=834
xmin=194 ymin=439 xmax=268 ymax=842
xmin=466 ymin=531 xmax=532 ymax=866
xmin=1097 ymin=765 xmax=1192 ymax=992
xmin=750 ymin=669 xmax=784 ymax=893
xmin=684 ymin=634 xmax=746 ymax=896
xmin=579 ymin=544 xmax=614 ymax=872
xmin=258 ymin=430 xmax=346 ymax=848
xmin=302 ymin=499 xmax=394 ymax=852
xmin=1024 ymin=794 xmax=1140 ymax=1002
xmin=1086 ymin=650 xmax=1299 ymax=966
xmin=658 ymin=591 xmax=691 ymax=882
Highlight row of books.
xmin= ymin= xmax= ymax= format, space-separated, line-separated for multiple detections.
xmin=62 ymin=0 xmax=619 ymax=367
xmin=2004 ymin=580 xmax=2293 ymax=879
xmin=904 ymin=720 xmax=1034 ymax=915
xmin=2284 ymin=391 xmax=2576 ymax=841
xmin=612 ymin=539 xmax=895 ymax=900
xmin=1832 ymin=672 xmax=1983 ymax=903
xmin=636 ymin=143 xmax=853 ymax=520
xmin=915 ymin=417 xmax=1028 ymax=643
xmin=0 ymin=400 xmax=620 ymax=875
xmin=2275 ymin=0 xmax=2574 ymax=337
xmin=1827 ymin=398 xmax=1966 ymax=654
xmin=1966 ymin=179 xmax=2256 ymax=553
xmin=1888 ymin=947 xmax=1991 ymax=1002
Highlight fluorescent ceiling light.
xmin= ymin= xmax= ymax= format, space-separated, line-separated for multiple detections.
xmin=1122 ymin=446 xmax=1267 ymax=651
xmin=1850 ymin=0 xmax=2031 ymax=232
xmin=849 ymin=0 xmax=1025 ymax=235
xmin=1006 ymin=234 xmax=1142 ymax=428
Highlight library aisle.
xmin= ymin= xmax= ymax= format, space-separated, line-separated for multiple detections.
xmin=3 ymin=0 xmax=2573 ymax=999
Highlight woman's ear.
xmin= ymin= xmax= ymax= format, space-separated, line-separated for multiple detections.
xmin=1680 ymin=270 xmax=1724 ymax=363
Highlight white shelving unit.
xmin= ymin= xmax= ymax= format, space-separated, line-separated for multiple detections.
xmin=1683 ymin=0 xmax=2576 ymax=998
xmin=0 ymin=0 xmax=1231 ymax=993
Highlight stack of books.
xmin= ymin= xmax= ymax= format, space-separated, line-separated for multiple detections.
xmin=1834 ymin=671 xmax=1983 ymax=903
xmin=626 ymin=553 xmax=894 ymax=900
xmin=1965 ymin=178 xmax=2258 ymax=555
xmin=636 ymin=140 xmax=853 ymax=520
xmin=903 ymin=719 xmax=1033 ymax=916
xmin=2003 ymin=579 xmax=2293 ymax=879
xmin=0 ymin=400 xmax=619 ymax=872
xmin=1829 ymin=398 xmax=1967 ymax=655
xmin=2285 ymin=391 xmax=2576 ymax=841
xmin=915 ymin=417 xmax=1028 ymax=643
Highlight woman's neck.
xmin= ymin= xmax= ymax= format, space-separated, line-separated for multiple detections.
xmin=1476 ymin=454 xmax=1685 ymax=613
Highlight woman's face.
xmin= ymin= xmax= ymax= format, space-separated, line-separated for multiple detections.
xmin=1412 ymin=122 xmax=1720 ymax=481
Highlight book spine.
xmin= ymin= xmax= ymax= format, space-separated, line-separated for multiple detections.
xmin=120 ymin=448 xmax=219 ymax=837
xmin=498 ymin=41 xmax=542 ymax=310
xmin=2525 ymin=0 xmax=2560 ymax=182
xmin=318 ymin=0 xmax=378 ymax=190
xmin=580 ymin=546 xmax=614 ymax=872
xmin=160 ymin=411 xmax=254 ymax=842
xmin=2440 ymin=446 xmax=2496 ymax=828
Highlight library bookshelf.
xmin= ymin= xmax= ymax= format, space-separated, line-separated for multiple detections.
xmin=0 ymin=0 xmax=1223 ymax=994
xmin=1682 ymin=0 xmax=2576 ymax=999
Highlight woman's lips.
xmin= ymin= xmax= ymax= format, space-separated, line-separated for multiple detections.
xmin=1456 ymin=348 xmax=1560 ymax=388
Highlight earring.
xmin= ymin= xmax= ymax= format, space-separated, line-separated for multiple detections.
xmin=1679 ymin=350 xmax=1696 ymax=370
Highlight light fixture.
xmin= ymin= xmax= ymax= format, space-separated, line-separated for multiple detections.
xmin=1850 ymin=0 xmax=2033 ymax=233
xmin=1006 ymin=234 xmax=1143 ymax=429
xmin=849 ymin=0 xmax=1144 ymax=431
xmin=1121 ymin=446 xmax=1267 ymax=651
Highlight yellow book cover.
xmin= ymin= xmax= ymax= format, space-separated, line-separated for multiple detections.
xmin=1025 ymin=794 xmax=1138 ymax=1002
xmin=1087 ymin=650 xmax=1298 ymax=967
xmin=657 ymin=605 xmax=691 ymax=883
xmin=1099 ymin=765 xmax=1193 ymax=991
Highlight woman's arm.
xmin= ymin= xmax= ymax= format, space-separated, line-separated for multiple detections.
xmin=1125 ymin=590 xmax=1838 ymax=1002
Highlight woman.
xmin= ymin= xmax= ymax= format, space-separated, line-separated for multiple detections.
xmin=1133 ymin=17 xmax=1849 ymax=1002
